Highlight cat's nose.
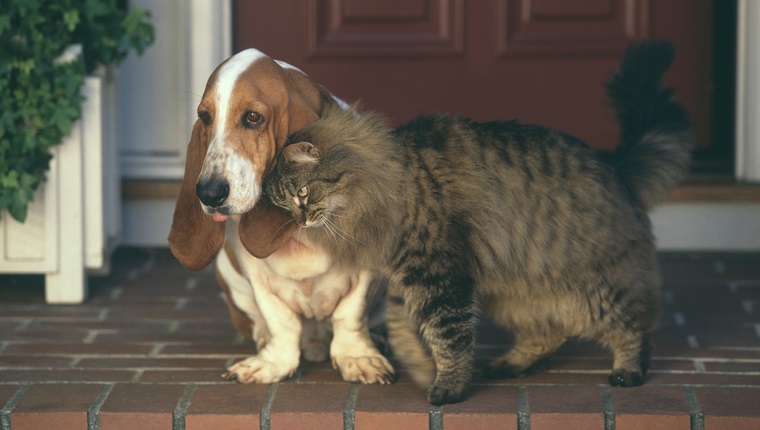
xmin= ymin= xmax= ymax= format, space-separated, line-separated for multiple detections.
xmin=294 ymin=212 xmax=307 ymax=227
xmin=196 ymin=178 xmax=229 ymax=208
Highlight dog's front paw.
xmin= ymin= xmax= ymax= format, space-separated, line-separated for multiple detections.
xmin=223 ymin=356 xmax=297 ymax=384
xmin=333 ymin=354 xmax=395 ymax=384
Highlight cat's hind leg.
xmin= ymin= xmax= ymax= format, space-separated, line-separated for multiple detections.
xmin=385 ymin=294 xmax=436 ymax=388
xmin=602 ymin=332 xmax=652 ymax=387
xmin=484 ymin=330 xmax=566 ymax=379
xmin=480 ymin=290 xmax=566 ymax=379
xmin=595 ymin=265 xmax=658 ymax=387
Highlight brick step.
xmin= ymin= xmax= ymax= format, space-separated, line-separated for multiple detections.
xmin=1 ymin=249 xmax=759 ymax=429
xmin=2 ymin=382 xmax=758 ymax=429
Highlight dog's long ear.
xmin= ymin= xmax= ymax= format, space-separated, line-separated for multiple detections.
xmin=282 ymin=77 xmax=321 ymax=154
xmin=239 ymin=96 xmax=317 ymax=258
xmin=236 ymin=67 xmax=322 ymax=259
xmin=239 ymin=198 xmax=296 ymax=258
xmin=279 ymin=67 xmax=330 ymax=140
xmin=168 ymin=120 xmax=225 ymax=270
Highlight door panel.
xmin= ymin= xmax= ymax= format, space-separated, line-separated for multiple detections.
xmin=497 ymin=0 xmax=650 ymax=56
xmin=235 ymin=0 xmax=725 ymax=164
xmin=309 ymin=0 xmax=464 ymax=56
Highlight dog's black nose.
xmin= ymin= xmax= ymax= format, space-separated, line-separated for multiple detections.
xmin=196 ymin=178 xmax=229 ymax=208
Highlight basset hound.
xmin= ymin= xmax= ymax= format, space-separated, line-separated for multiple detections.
xmin=168 ymin=49 xmax=394 ymax=384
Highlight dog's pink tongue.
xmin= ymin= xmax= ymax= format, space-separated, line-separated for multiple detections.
xmin=212 ymin=213 xmax=230 ymax=223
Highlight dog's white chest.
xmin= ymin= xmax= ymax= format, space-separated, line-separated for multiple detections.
xmin=265 ymin=236 xmax=332 ymax=280
xmin=237 ymin=233 xmax=353 ymax=320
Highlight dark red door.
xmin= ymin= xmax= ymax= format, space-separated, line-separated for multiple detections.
xmin=235 ymin=0 xmax=731 ymax=169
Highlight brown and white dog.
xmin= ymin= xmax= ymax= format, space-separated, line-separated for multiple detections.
xmin=168 ymin=49 xmax=393 ymax=384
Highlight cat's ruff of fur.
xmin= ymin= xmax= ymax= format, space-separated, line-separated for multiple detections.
xmin=265 ymin=41 xmax=693 ymax=405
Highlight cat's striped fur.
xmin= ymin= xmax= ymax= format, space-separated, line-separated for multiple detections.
xmin=264 ymin=41 xmax=692 ymax=405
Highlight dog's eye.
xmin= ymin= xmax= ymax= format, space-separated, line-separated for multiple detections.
xmin=243 ymin=111 xmax=263 ymax=129
xmin=297 ymin=185 xmax=309 ymax=197
xmin=198 ymin=111 xmax=211 ymax=125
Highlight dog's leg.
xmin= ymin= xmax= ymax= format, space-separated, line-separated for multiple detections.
xmin=223 ymin=270 xmax=302 ymax=384
xmin=330 ymin=271 xmax=395 ymax=384
xmin=216 ymin=248 xmax=270 ymax=350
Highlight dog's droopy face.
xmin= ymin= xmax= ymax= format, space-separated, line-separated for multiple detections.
xmin=168 ymin=48 xmax=330 ymax=269
xmin=193 ymin=49 xmax=323 ymax=222
xmin=194 ymin=49 xmax=283 ymax=220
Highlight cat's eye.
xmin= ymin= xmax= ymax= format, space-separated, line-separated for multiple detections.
xmin=297 ymin=186 xmax=309 ymax=197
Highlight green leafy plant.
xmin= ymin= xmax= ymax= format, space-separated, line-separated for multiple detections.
xmin=0 ymin=0 xmax=154 ymax=222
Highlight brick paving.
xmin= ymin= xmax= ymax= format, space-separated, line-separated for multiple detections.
xmin=0 ymin=248 xmax=759 ymax=429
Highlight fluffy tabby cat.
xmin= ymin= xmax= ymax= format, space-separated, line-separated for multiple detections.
xmin=263 ymin=41 xmax=692 ymax=405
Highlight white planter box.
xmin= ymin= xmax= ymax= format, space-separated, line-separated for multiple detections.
xmin=0 ymin=70 xmax=122 ymax=303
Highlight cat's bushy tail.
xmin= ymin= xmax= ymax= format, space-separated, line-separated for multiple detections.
xmin=607 ymin=40 xmax=693 ymax=211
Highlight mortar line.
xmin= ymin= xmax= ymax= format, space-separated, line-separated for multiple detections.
xmin=343 ymin=383 xmax=360 ymax=430
xmin=1 ymin=385 xmax=29 ymax=430
xmin=600 ymin=385 xmax=615 ymax=430
xmin=130 ymin=369 xmax=145 ymax=383
xmin=429 ymin=404 xmax=444 ymax=430
xmin=172 ymin=384 xmax=197 ymax=430
xmin=87 ymin=384 xmax=114 ymax=430
xmin=260 ymin=383 xmax=279 ymax=430
xmin=14 ymin=319 xmax=33 ymax=332
xmin=683 ymin=386 xmax=704 ymax=430
xmin=184 ymin=278 xmax=198 ymax=291
xmin=517 ymin=385 xmax=530 ymax=430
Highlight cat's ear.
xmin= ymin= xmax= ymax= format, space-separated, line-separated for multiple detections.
xmin=283 ymin=142 xmax=320 ymax=164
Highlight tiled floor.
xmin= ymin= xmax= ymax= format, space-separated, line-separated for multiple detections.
xmin=1 ymin=248 xmax=759 ymax=429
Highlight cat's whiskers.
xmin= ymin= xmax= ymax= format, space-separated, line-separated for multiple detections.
xmin=320 ymin=218 xmax=341 ymax=245
xmin=322 ymin=216 xmax=364 ymax=246
xmin=323 ymin=210 xmax=350 ymax=219
xmin=272 ymin=218 xmax=296 ymax=239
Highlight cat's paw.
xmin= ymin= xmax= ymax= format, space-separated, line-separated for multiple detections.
xmin=333 ymin=354 xmax=395 ymax=384
xmin=427 ymin=383 xmax=468 ymax=405
xmin=608 ymin=368 xmax=644 ymax=387
xmin=223 ymin=355 xmax=297 ymax=384
xmin=484 ymin=360 xmax=524 ymax=379
xmin=484 ymin=357 xmax=548 ymax=379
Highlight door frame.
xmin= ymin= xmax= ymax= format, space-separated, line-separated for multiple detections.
xmin=735 ymin=0 xmax=760 ymax=182
xmin=118 ymin=0 xmax=760 ymax=183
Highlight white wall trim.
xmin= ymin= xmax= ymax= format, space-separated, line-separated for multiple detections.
xmin=735 ymin=0 xmax=760 ymax=183
xmin=118 ymin=0 xmax=231 ymax=180
xmin=188 ymin=0 xmax=232 ymax=127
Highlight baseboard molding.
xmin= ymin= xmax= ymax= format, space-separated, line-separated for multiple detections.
xmin=123 ymin=180 xmax=181 ymax=199
xmin=122 ymin=176 xmax=760 ymax=203
xmin=121 ymin=178 xmax=760 ymax=250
